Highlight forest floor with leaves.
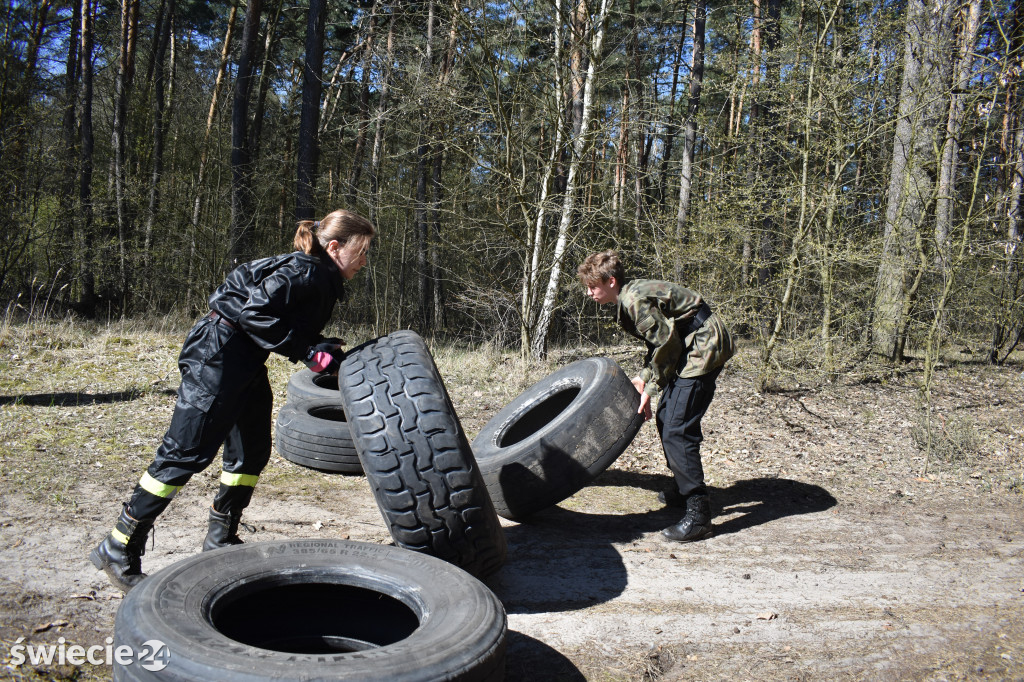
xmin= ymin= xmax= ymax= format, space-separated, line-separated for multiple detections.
xmin=0 ymin=319 xmax=1022 ymax=681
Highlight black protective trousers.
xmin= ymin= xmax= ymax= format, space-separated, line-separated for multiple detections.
xmin=656 ymin=367 xmax=722 ymax=499
xmin=126 ymin=315 xmax=273 ymax=522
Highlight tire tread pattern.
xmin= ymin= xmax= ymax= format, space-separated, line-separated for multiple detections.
xmin=339 ymin=331 xmax=506 ymax=577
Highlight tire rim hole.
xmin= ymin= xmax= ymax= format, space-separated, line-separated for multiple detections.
xmin=211 ymin=582 xmax=419 ymax=654
xmin=308 ymin=406 xmax=348 ymax=423
xmin=311 ymin=375 xmax=339 ymax=391
xmin=498 ymin=385 xmax=582 ymax=447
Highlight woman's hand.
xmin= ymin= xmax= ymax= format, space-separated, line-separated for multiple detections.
xmin=303 ymin=342 xmax=344 ymax=374
xmin=631 ymin=377 xmax=653 ymax=421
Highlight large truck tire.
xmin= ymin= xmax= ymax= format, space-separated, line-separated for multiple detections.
xmin=471 ymin=357 xmax=644 ymax=520
xmin=113 ymin=539 xmax=506 ymax=681
xmin=338 ymin=331 xmax=507 ymax=578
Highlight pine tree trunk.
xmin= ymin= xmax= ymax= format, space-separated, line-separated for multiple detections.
xmin=112 ymin=0 xmax=139 ymax=306
xmin=143 ymin=0 xmax=174 ymax=270
xmin=78 ymin=0 xmax=97 ymax=316
xmin=347 ymin=4 xmax=378 ymax=206
xmin=297 ymin=0 xmax=325 ymax=221
xmin=229 ymin=0 xmax=262 ymax=265
xmin=674 ymin=0 xmax=706 ymax=246
xmin=368 ymin=11 xmax=395 ymax=226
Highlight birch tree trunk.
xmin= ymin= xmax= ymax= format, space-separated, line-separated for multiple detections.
xmin=521 ymin=0 xmax=566 ymax=353
xmin=531 ymin=0 xmax=613 ymax=359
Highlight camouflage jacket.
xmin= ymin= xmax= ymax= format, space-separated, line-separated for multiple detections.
xmin=616 ymin=278 xmax=735 ymax=396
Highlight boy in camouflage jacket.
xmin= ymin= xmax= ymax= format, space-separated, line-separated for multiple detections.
xmin=578 ymin=250 xmax=735 ymax=542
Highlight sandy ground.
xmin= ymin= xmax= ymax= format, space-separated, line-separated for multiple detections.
xmin=0 ymin=335 xmax=1022 ymax=680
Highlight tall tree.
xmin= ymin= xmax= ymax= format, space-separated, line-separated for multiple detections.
xmin=934 ymin=0 xmax=982 ymax=292
xmin=297 ymin=0 xmax=325 ymax=221
xmin=60 ymin=0 xmax=81 ymax=248
xmin=230 ymin=0 xmax=263 ymax=265
xmin=78 ymin=0 xmax=97 ymax=315
xmin=532 ymin=0 xmax=613 ymax=359
xmin=112 ymin=0 xmax=140 ymax=302
xmin=143 ymin=0 xmax=176 ymax=271
xmin=346 ymin=2 xmax=378 ymax=205
xmin=872 ymin=0 xmax=957 ymax=360
xmin=674 ymin=0 xmax=706 ymax=246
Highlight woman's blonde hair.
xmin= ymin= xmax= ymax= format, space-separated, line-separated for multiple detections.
xmin=293 ymin=209 xmax=375 ymax=257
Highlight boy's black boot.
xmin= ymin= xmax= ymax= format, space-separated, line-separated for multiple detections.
xmin=89 ymin=506 xmax=153 ymax=593
xmin=661 ymin=494 xmax=713 ymax=542
xmin=202 ymin=507 xmax=244 ymax=551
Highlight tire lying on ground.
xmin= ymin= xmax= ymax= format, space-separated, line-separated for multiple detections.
xmin=113 ymin=539 xmax=507 ymax=682
xmin=274 ymin=398 xmax=361 ymax=474
xmin=286 ymin=368 xmax=340 ymax=403
xmin=471 ymin=357 xmax=645 ymax=521
xmin=338 ymin=331 xmax=507 ymax=578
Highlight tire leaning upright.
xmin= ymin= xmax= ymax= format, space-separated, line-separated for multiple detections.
xmin=338 ymin=331 xmax=506 ymax=578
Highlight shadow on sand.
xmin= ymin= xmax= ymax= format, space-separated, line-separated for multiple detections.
xmin=490 ymin=471 xmax=836 ymax=614
xmin=0 ymin=387 xmax=177 ymax=406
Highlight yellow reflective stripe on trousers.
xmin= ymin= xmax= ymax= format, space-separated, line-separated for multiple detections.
xmin=220 ymin=472 xmax=259 ymax=487
xmin=139 ymin=472 xmax=183 ymax=499
xmin=111 ymin=528 xmax=130 ymax=545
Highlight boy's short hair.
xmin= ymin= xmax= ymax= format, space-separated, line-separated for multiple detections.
xmin=578 ymin=250 xmax=626 ymax=285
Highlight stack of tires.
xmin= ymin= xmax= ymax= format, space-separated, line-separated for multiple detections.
xmin=273 ymin=369 xmax=361 ymax=475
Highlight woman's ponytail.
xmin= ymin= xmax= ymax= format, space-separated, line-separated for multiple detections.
xmin=294 ymin=211 xmax=375 ymax=257
xmin=293 ymin=220 xmax=326 ymax=256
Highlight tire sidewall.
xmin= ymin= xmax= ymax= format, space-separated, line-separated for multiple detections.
xmin=114 ymin=540 xmax=506 ymax=682
xmin=472 ymin=357 xmax=638 ymax=470
xmin=286 ymin=369 xmax=340 ymax=403
xmin=471 ymin=357 xmax=643 ymax=519
xmin=274 ymin=397 xmax=360 ymax=473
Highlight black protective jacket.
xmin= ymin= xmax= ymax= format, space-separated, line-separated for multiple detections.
xmin=208 ymin=252 xmax=346 ymax=363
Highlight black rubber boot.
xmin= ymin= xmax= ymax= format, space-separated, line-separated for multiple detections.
xmin=202 ymin=507 xmax=244 ymax=551
xmin=657 ymin=488 xmax=687 ymax=507
xmin=661 ymin=494 xmax=713 ymax=542
xmin=89 ymin=506 xmax=153 ymax=593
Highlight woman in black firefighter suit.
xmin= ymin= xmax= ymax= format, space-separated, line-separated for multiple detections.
xmin=89 ymin=209 xmax=375 ymax=592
